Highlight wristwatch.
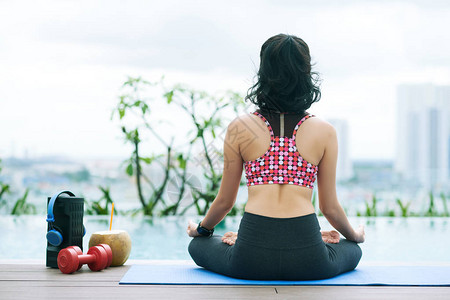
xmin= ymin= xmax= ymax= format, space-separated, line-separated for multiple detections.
xmin=197 ymin=221 xmax=214 ymax=237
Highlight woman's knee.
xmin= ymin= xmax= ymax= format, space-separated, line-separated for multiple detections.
xmin=188 ymin=236 xmax=234 ymax=276
xmin=188 ymin=237 xmax=206 ymax=266
xmin=343 ymin=239 xmax=362 ymax=260
xmin=340 ymin=239 xmax=362 ymax=268
xmin=325 ymin=239 xmax=362 ymax=275
xmin=355 ymin=243 xmax=362 ymax=260
xmin=188 ymin=236 xmax=224 ymax=267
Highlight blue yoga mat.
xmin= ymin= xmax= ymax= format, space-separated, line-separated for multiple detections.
xmin=119 ymin=264 xmax=450 ymax=286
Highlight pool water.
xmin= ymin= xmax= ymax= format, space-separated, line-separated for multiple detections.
xmin=1 ymin=215 xmax=449 ymax=263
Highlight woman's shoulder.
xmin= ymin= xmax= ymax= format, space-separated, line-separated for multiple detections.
xmin=224 ymin=112 xmax=263 ymax=138
xmin=227 ymin=112 xmax=259 ymax=127
xmin=298 ymin=115 xmax=338 ymax=141
xmin=302 ymin=114 xmax=336 ymax=131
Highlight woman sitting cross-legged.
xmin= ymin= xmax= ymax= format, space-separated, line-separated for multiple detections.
xmin=186 ymin=33 xmax=364 ymax=280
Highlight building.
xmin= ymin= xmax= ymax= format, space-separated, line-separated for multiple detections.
xmin=327 ymin=118 xmax=353 ymax=182
xmin=395 ymin=84 xmax=450 ymax=188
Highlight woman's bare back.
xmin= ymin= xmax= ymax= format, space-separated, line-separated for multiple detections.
xmin=237 ymin=112 xmax=332 ymax=218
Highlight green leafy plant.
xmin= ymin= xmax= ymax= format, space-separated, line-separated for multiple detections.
xmin=164 ymin=85 xmax=244 ymax=215
xmin=357 ymin=194 xmax=378 ymax=217
xmin=0 ymin=182 xmax=9 ymax=201
xmin=159 ymin=151 xmax=191 ymax=216
xmin=113 ymin=77 xmax=175 ymax=216
xmin=0 ymin=189 xmax=9 ymax=212
xmin=0 ymin=186 xmax=8 ymax=211
xmin=11 ymin=189 xmax=36 ymax=215
xmin=0 ymin=160 xmax=10 ymax=211
xmin=112 ymin=76 xmax=245 ymax=216
xmin=384 ymin=209 xmax=396 ymax=217
xmin=441 ymin=192 xmax=449 ymax=217
xmin=1 ymin=159 xmax=34 ymax=215
xmin=425 ymin=191 xmax=438 ymax=217
xmin=396 ymin=198 xmax=410 ymax=217
xmin=85 ymin=186 xmax=116 ymax=215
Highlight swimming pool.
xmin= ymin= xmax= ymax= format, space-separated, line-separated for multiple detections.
xmin=1 ymin=215 xmax=448 ymax=263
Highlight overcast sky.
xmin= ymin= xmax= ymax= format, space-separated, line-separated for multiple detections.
xmin=1 ymin=0 xmax=449 ymax=160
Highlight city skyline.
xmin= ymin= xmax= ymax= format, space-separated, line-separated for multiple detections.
xmin=328 ymin=119 xmax=353 ymax=181
xmin=395 ymin=83 xmax=450 ymax=187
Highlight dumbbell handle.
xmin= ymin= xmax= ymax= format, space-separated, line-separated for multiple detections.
xmin=78 ymin=253 xmax=98 ymax=265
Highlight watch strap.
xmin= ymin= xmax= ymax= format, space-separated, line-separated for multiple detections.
xmin=197 ymin=222 xmax=214 ymax=237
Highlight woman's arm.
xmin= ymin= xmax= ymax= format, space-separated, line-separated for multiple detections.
xmin=317 ymin=123 xmax=365 ymax=243
xmin=196 ymin=117 xmax=244 ymax=230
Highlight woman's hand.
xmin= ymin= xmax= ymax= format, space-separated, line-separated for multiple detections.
xmin=353 ymin=224 xmax=365 ymax=243
xmin=186 ymin=220 xmax=200 ymax=237
xmin=321 ymin=230 xmax=340 ymax=244
xmin=221 ymin=231 xmax=238 ymax=245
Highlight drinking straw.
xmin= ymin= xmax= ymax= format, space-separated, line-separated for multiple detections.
xmin=109 ymin=202 xmax=115 ymax=231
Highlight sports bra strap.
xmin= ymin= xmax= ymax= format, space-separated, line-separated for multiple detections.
xmin=291 ymin=114 xmax=315 ymax=139
xmin=253 ymin=111 xmax=274 ymax=138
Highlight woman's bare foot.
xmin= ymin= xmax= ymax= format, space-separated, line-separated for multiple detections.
xmin=321 ymin=230 xmax=340 ymax=244
xmin=221 ymin=231 xmax=238 ymax=245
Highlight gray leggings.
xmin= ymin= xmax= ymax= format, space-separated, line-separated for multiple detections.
xmin=188 ymin=212 xmax=362 ymax=280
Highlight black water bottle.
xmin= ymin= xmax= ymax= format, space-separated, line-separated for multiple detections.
xmin=46 ymin=191 xmax=85 ymax=268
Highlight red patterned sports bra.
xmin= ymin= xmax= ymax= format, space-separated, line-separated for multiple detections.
xmin=244 ymin=111 xmax=318 ymax=188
